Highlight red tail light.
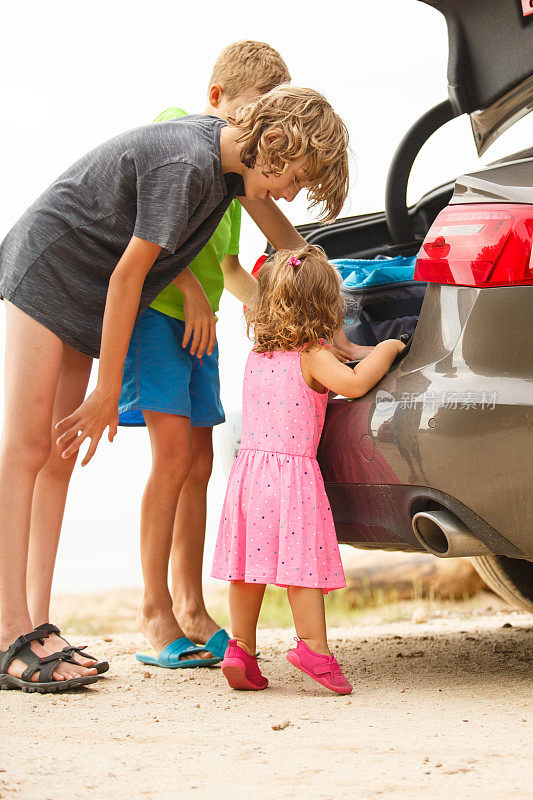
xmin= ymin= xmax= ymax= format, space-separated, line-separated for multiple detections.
xmin=252 ymin=254 xmax=267 ymax=278
xmin=243 ymin=254 xmax=267 ymax=313
xmin=415 ymin=204 xmax=533 ymax=287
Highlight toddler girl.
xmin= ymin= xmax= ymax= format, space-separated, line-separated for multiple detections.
xmin=212 ymin=245 xmax=405 ymax=695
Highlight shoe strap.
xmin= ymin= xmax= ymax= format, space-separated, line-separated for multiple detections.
xmin=12 ymin=631 xmax=45 ymax=648
xmin=0 ymin=630 xmax=48 ymax=672
xmin=34 ymin=622 xmax=61 ymax=637
xmin=20 ymin=650 xmax=80 ymax=684
xmin=314 ymin=662 xmax=334 ymax=676
xmin=61 ymin=644 xmax=95 ymax=660
xmin=312 ymin=656 xmax=342 ymax=677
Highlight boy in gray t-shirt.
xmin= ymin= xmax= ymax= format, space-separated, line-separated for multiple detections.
xmin=0 ymin=115 xmax=243 ymax=358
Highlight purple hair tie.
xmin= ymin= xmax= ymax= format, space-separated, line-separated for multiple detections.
xmin=289 ymin=256 xmax=301 ymax=268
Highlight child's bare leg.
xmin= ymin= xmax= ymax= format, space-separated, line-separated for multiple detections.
xmin=170 ymin=426 xmax=219 ymax=643
xmin=229 ymin=581 xmax=266 ymax=655
xmin=0 ymin=303 xmax=95 ymax=681
xmin=26 ymin=344 xmax=93 ymax=657
xmin=137 ymin=411 xmax=211 ymax=659
xmin=287 ymin=586 xmax=331 ymax=656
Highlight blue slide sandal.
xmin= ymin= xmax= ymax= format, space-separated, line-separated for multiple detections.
xmin=204 ymin=629 xmax=230 ymax=660
xmin=135 ymin=637 xmax=221 ymax=669
xmin=204 ymin=629 xmax=260 ymax=660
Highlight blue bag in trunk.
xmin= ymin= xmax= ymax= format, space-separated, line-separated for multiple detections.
xmin=332 ymin=255 xmax=426 ymax=346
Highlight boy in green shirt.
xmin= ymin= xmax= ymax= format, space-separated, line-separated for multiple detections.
xmin=119 ymin=42 xmax=293 ymax=666
xmin=148 ymin=107 xmax=242 ymax=326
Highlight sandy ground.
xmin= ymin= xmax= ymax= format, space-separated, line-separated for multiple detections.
xmin=1 ymin=609 xmax=532 ymax=800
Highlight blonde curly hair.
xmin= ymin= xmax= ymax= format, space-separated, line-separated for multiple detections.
xmin=228 ymin=86 xmax=350 ymax=222
xmin=246 ymin=244 xmax=345 ymax=354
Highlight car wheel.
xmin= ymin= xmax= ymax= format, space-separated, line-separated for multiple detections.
xmin=471 ymin=555 xmax=533 ymax=613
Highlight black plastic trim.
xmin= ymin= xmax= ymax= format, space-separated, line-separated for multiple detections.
xmin=385 ymin=100 xmax=457 ymax=244
xmin=418 ymin=0 xmax=533 ymax=115
xmin=343 ymin=280 xmax=427 ymax=296
xmin=286 ymin=183 xmax=454 ymax=262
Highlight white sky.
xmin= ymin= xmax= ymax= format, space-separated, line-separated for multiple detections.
xmin=1 ymin=0 xmax=532 ymax=591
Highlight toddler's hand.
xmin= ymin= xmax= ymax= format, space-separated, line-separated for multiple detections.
xmin=385 ymin=339 xmax=407 ymax=354
xmin=55 ymin=389 xmax=119 ymax=466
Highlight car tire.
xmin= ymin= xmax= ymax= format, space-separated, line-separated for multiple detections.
xmin=470 ymin=555 xmax=533 ymax=613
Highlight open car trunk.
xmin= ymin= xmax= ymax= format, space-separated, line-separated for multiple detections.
xmin=292 ymin=0 xmax=533 ymax=343
xmin=293 ymin=184 xmax=454 ymax=353
xmin=296 ymin=182 xmax=452 ymax=262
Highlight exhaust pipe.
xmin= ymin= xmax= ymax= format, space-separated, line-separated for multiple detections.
xmin=412 ymin=510 xmax=492 ymax=558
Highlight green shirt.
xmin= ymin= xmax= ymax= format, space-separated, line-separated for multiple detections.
xmin=149 ymin=107 xmax=241 ymax=321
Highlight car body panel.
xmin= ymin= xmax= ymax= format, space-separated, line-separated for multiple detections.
xmin=452 ymin=157 xmax=533 ymax=205
xmin=318 ymin=283 xmax=533 ymax=557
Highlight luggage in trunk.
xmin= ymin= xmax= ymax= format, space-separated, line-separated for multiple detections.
xmin=333 ymin=255 xmax=426 ymax=346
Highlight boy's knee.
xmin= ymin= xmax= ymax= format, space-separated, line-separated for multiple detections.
xmin=152 ymin=446 xmax=194 ymax=481
xmin=3 ymin=433 xmax=52 ymax=474
xmin=187 ymin=452 xmax=213 ymax=485
xmin=41 ymin=444 xmax=78 ymax=481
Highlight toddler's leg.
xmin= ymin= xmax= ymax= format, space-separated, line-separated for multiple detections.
xmin=170 ymin=426 xmax=220 ymax=644
xmin=222 ymin=581 xmax=268 ymax=690
xmin=287 ymin=586 xmax=330 ymax=655
xmin=229 ymin=581 xmax=266 ymax=656
xmin=287 ymin=587 xmax=352 ymax=694
xmin=137 ymin=411 xmax=211 ymax=660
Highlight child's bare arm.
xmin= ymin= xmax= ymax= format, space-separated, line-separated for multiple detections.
xmin=238 ymin=197 xmax=306 ymax=250
xmin=306 ymin=340 xmax=405 ymax=398
xmin=331 ymin=327 xmax=376 ymax=363
xmin=221 ymin=254 xmax=258 ymax=305
xmin=55 ymin=235 xmax=161 ymax=464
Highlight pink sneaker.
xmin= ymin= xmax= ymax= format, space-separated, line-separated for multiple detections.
xmin=222 ymin=640 xmax=268 ymax=691
xmin=286 ymin=638 xmax=353 ymax=695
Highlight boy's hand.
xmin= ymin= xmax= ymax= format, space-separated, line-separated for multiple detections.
xmin=331 ymin=342 xmax=375 ymax=363
xmin=182 ymin=288 xmax=217 ymax=359
xmin=55 ymin=387 xmax=119 ymax=466
xmin=331 ymin=329 xmax=374 ymax=362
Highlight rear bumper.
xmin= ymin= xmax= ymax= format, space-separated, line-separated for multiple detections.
xmin=325 ymin=482 xmax=524 ymax=558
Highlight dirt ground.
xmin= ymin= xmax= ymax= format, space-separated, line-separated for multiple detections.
xmin=1 ymin=609 xmax=532 ymax=800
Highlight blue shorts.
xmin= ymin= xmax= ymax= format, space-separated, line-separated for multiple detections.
xmin=118 ymin=307 xmax=225 ymax=427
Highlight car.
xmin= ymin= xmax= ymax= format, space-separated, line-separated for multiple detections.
xmin=220 ymin=0 xmax=533 ymax=612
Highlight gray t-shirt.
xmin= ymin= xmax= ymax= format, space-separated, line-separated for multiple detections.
xmin=0 ymin=115 xmax=244 ymax=357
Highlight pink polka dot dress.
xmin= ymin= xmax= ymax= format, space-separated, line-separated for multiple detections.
xmin=212 ymin=348 xmax=346 ymax=593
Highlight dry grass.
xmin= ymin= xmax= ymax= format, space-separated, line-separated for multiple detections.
xmin=51 ymin=583 xmax=506 ymax=637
